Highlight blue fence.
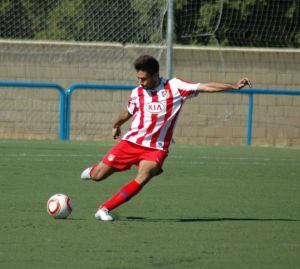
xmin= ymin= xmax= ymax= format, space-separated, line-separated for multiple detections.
xmin=225 ymin=88 xmax=300 ymax=145
xmin=65 ymin=84 xmax=135 ymax=140
xmin=1 ymin=81 xmax=300 ymax=145
xmin=0 ymin=81 xmax=66 ymax=140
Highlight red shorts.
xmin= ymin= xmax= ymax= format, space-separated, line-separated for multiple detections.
xmin=102 ymin=140 xmax=168 ymax=171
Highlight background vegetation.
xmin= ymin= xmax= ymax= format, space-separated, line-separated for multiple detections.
xmin=0 ymin=0 xmax=299 ymax=47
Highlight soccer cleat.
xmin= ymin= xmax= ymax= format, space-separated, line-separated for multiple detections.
xmin=94 ymin=207 xmax=114 ymax=221
xmin=80 ymin=167 xmax=92 ymax=180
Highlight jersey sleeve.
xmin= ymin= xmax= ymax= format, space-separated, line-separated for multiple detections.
xmin=127 ymin=89 xmax=138 ymax=115
xmin=172 ymin=78 xmax=200 ymax=100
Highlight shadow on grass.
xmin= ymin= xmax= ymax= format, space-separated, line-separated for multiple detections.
xmin=121 ymin=216 xmax=300 ymax=222
xmin=60 ymin=218 xmax=87 ymax=221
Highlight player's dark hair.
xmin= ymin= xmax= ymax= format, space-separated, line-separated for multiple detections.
xmin=134 ymin=55 xmax=159 ymax=75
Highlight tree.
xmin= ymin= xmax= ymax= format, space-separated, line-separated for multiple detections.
xmin=0 ymin=0 xmax=299 ymax=48
xmin=175 ymin=0 xmax=300 ymax=48
xmin=0 ymin=0 xmax=33 ymax=39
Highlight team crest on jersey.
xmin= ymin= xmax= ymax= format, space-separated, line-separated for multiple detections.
xmin=145 ymin=102 xmax=165 ymax=114
xmin=160 ymin=89 xmax=170 ymax=98
xmin=108 ymin=154 xmax=115 ymax=162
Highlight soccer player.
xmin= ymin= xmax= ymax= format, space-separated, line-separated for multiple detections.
xmin=81 ymin=55 xmax=252 ymax=221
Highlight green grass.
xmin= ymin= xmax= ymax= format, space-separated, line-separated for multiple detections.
xmin=0 ymin=140 xmax=299 ymax=269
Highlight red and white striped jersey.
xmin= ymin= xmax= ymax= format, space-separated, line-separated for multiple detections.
xmin=122 ymin=77 xmax=200 ymax=151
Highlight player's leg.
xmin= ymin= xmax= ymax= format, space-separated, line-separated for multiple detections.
xmin=81 ymin=141 xmax=129 ymax=181
xmin=135 ymin=160 xmax=162 ymax=184
xmin=91 ymin=162 xmax=120 ymax=181
xmin=80 ymin=161 xmax=118 ymax=181
xmin=95 ymin=160 xmax=161 ymax=221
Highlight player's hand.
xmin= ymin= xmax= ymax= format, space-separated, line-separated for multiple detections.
xmin=236 ymin=77 xmax=252 ymax=89
xmin=112 ymin=126 xmax=121 ymax=140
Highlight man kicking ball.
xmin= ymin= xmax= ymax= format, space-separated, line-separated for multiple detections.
xmin=81 ymin=55 xmax=252 ymax=221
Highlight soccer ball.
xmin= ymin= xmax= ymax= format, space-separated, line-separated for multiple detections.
xmin=47 ymin=193 xmax=73 ymax=219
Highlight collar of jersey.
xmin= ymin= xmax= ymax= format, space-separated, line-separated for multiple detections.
xmin=144 ymin=77 xmax=166 ymax=94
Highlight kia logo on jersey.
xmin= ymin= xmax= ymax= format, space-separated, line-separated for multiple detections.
xmin=145 ymin=102 xmax=165 ymax=114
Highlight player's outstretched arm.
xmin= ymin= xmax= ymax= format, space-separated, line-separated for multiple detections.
xmin=112 ymin=108 xmax=132 ymax=139
xmin=197 ymin=77 xmax=252 ymax=92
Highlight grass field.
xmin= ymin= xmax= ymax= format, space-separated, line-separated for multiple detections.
xmin=0 ymin=140 xmax=299 ymax=269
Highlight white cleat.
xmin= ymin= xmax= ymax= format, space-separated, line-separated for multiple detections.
xmin=95 ymin=207 xmax=114 ymax=221
xmin=80 ymin=167 xmax=92 ymax=180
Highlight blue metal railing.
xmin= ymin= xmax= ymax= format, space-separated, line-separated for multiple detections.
xmin=65 ymin=85 xmax=300 ymax=145
xmin=226 ymin=88 xmax=300 ymax=145
xmin=0 ymin=81 xmax=66 ymax=140
xmin=65 ymin=84 xmax=135 ymax=140
xmin=1 ymin=81 xmax=299 ymax=145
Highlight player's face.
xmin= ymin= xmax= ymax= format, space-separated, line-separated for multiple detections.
xmin=136 ymin=70 xmax=159 ymax=90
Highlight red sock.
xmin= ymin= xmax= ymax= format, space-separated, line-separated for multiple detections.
xmin=101 ymin=179 xmax=142 ymax=211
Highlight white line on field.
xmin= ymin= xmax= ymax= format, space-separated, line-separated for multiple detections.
xmin=0 ymin=156 xmax=299 ymax=167
xmin=1 ymin=158 xmax=299 ymax=166
xmin=174 ymin=160 xmax=300 ymax=165
xmin=169 ymin=155 xmax=300 ymax=163
xmin=0 ymin=153 xmax=98 ymax=157
xmin=0 ymin=158 xmax=62 ymax=162
xmin=0 ymin=153 xmax=299 ymax=163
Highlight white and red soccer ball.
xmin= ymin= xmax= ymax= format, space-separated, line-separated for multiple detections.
xmin=47 ymin=193 xmax=73 ymax=219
